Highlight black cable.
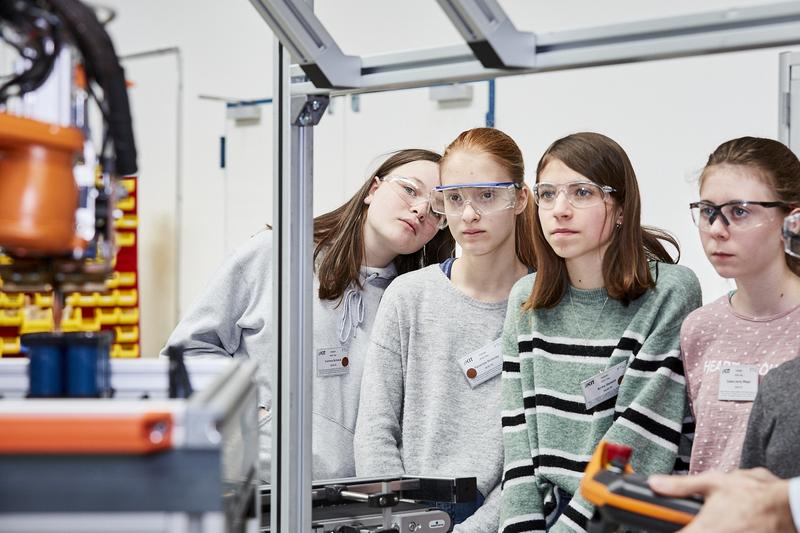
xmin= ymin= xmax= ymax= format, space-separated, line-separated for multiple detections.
xmin=0 ymin=0 xmax=137 ymax=176
xmin=47 ymin=0 xmax=137 ymax=176
xmin=0 ymin=2 xmax=60 ymax=101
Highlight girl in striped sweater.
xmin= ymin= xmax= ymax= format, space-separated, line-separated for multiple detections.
xmin=499 ymin=132 xmax=702 ymax=533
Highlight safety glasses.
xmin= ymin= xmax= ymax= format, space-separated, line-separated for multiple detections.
xmin=429 ymin=181 xmax=521 ymax=217
xmin=533 ymin=181 xmax=616 ymax=210
xmin=783 ymin=212 xmax=800 ymax=258
xmin=380 ymin=175 xmax=446 ymax=229
xmin=689 ymin=200 xmax=790 ymax=232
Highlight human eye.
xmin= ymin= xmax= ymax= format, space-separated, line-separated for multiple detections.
xmin=538 ymin=187 xmax=555 ymax=200
xmin=699 ymin=205 xmax=716 ymax=218
xmin=446 ymin=192 xmax=463 ymax=203
xmin=730 ymin=205 xmax=751 ymax=218
xmin=401 ymin=184 xmax=418 ymax=197
xmin=573 ymin=185 xmax=596 ymax=198
xmin=479 ymin=189 xmax=496 ymax=201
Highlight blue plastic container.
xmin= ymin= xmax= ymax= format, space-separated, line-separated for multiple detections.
xmin=64 ymin=331 xmax=113 ymax=398
xmin=23 ymin=333 xmax=65 ymax=397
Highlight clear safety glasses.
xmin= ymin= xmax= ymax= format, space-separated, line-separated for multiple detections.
xmin=429 ymin=181 xmax=521 ymax=217
xmin=689 ymin=200 xmax=790 ymax=233
xmin=783 ymin=212 xmax=800 ymax=258
xmin=379 ymin=175 xmax=446 ymax=229
xmin=533 ymin=181 xmax=616 ymax=210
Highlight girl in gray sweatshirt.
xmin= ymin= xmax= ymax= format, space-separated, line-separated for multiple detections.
xmin=354 ymin=128 xmax=537 ymax=533
xmin=162 ymin=149 xmax=455 ymax=482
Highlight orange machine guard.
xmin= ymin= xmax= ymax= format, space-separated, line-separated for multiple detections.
xmin=0 ymin=411 xmax=173 ymax=454
xmin=579 ymin=441 xmax=695 ymax=527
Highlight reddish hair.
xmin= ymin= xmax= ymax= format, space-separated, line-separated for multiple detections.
xmin=439 ymin=127 xmax=536 ymax=269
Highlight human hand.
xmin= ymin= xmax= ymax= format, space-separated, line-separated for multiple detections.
xmin=648 ymin=469 xmax=795 ymax=533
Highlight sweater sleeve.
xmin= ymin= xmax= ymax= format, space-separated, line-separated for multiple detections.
xmin=453 ymin=482 xmax=501 ymax=533
xmin=161 ymin=229 xmax=273 ymax=480
xmin=550 ymin=271 xmax=702 ymax=533
xmin=161 ymin=231 xmax=270 ymax=360
xmin=499 ymin=286 xmax=547 ymax=533
xmin=353 ymin=293 xmax=406 ymax=476
xmin=740 ymin=384 xmax=771 ymax=469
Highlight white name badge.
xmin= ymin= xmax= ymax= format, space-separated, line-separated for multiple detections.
xmin=580 ymin=361 xmax=627 ymax=410
xmin=718 ymin=365 xmax=758 ymax=402
xmin=457 ymin=337 xmax=503 ymax=389
xmin=316 ymin=346 xmax=350 ymax=377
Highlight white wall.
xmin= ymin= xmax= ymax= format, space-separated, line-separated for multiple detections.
xmin=101 ymin=0 xmax=273 ymax=355
xmin=99 ymin=0 xmax=795 ymax=354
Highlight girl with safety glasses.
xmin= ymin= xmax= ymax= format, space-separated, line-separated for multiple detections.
xmin=681 ymin=137 xmax=800 ymax=476
xmin=499 ymin=132 xmax=702 ymax=533
xmin=162 ymin=149 xmax=455 ymax=482
xmin=354 ymin=128 xmax=536 ymax=532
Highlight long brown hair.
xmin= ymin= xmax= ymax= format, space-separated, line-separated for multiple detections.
xmin=700 ymin=136 xmax=800 ymax=276
xmin=439 ymin=127 xmax=537 ymax=269
xmin=314 ymin=149 xmax=455 ymax=301
xmin=525 ymin=132 xmax=678 ymax=310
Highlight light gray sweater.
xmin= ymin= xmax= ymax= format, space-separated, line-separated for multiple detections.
xmin=162 ymin=229 xmax=397 ymax=482
xmin=354 ymin=265 xmax=507 ymax=533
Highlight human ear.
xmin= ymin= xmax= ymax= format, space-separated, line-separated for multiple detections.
xmin=514 ymin=186 xmax=529 ymax=215
xmin=363 ymin=176 xmax=381 ymax=206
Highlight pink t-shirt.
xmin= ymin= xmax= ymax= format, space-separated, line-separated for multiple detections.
xmin=681 ymin=294 xmax=800 ymax=474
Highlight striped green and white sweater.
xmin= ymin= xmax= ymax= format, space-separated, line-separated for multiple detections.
xmin=499 ymin=263 xmax=702 ymax=533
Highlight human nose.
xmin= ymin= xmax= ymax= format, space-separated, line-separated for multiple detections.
xmin=461 ymin=200 xmax=480 ymax=222
xmin=409 ymin=198 xmax=430 ymax=220
xmin=551 ymin=189 xmax=572 ymax=216
xmin=707 ymin=213 xmax=730 ymax=239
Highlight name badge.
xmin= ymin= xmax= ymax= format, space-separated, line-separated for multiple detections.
xmin=316 ymin=346 xmax=350 ymax=377
xmin=718 ymin=365 xmax=758 ymax=402
xmin=580 ymin=361 xmax=627 ymax=410
xmin=457 ymin=338 xmax=503 ymax=389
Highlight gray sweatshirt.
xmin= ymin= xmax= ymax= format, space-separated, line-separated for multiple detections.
xmin=740 ymin=356 xmax=800 ymax=478
xmin=162 ymin=229 xmax=397 ymax=482
xmin=354 ymin=265 xmax=506 ymax=533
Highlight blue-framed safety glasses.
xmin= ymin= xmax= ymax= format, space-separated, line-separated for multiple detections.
xmin=429 ymin=181 xmax=521 ymax=216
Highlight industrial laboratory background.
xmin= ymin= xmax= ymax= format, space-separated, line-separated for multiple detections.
xmin=2 ymin=1 xmax=800 ymax=532
xmin=0 ymin=0 xmax=785 ymax=359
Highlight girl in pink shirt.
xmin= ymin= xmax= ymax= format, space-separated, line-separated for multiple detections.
xmin=682 ymin=137 xmax=800 ymax=474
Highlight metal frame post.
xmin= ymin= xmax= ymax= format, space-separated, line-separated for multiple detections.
xmin=272 ymin=37 xmax=329 ymax=533
xmin=779 ymin=50 xmax=800 ymax=153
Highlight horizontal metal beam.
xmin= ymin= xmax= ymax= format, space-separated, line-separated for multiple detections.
xmin=291 ymin=1 xmax=800 ymax=96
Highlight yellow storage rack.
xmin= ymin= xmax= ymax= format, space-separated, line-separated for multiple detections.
xmin=0 ymin=177 xmax=141 ymax=357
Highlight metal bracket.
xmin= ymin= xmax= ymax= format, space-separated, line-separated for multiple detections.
xmin=249 ymin=0 xmax=361 ymax=88
xmin=291 ymin=95 xmax=329 ymax=127
xmin=437 ymin=0 xmax=536 ymax=69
